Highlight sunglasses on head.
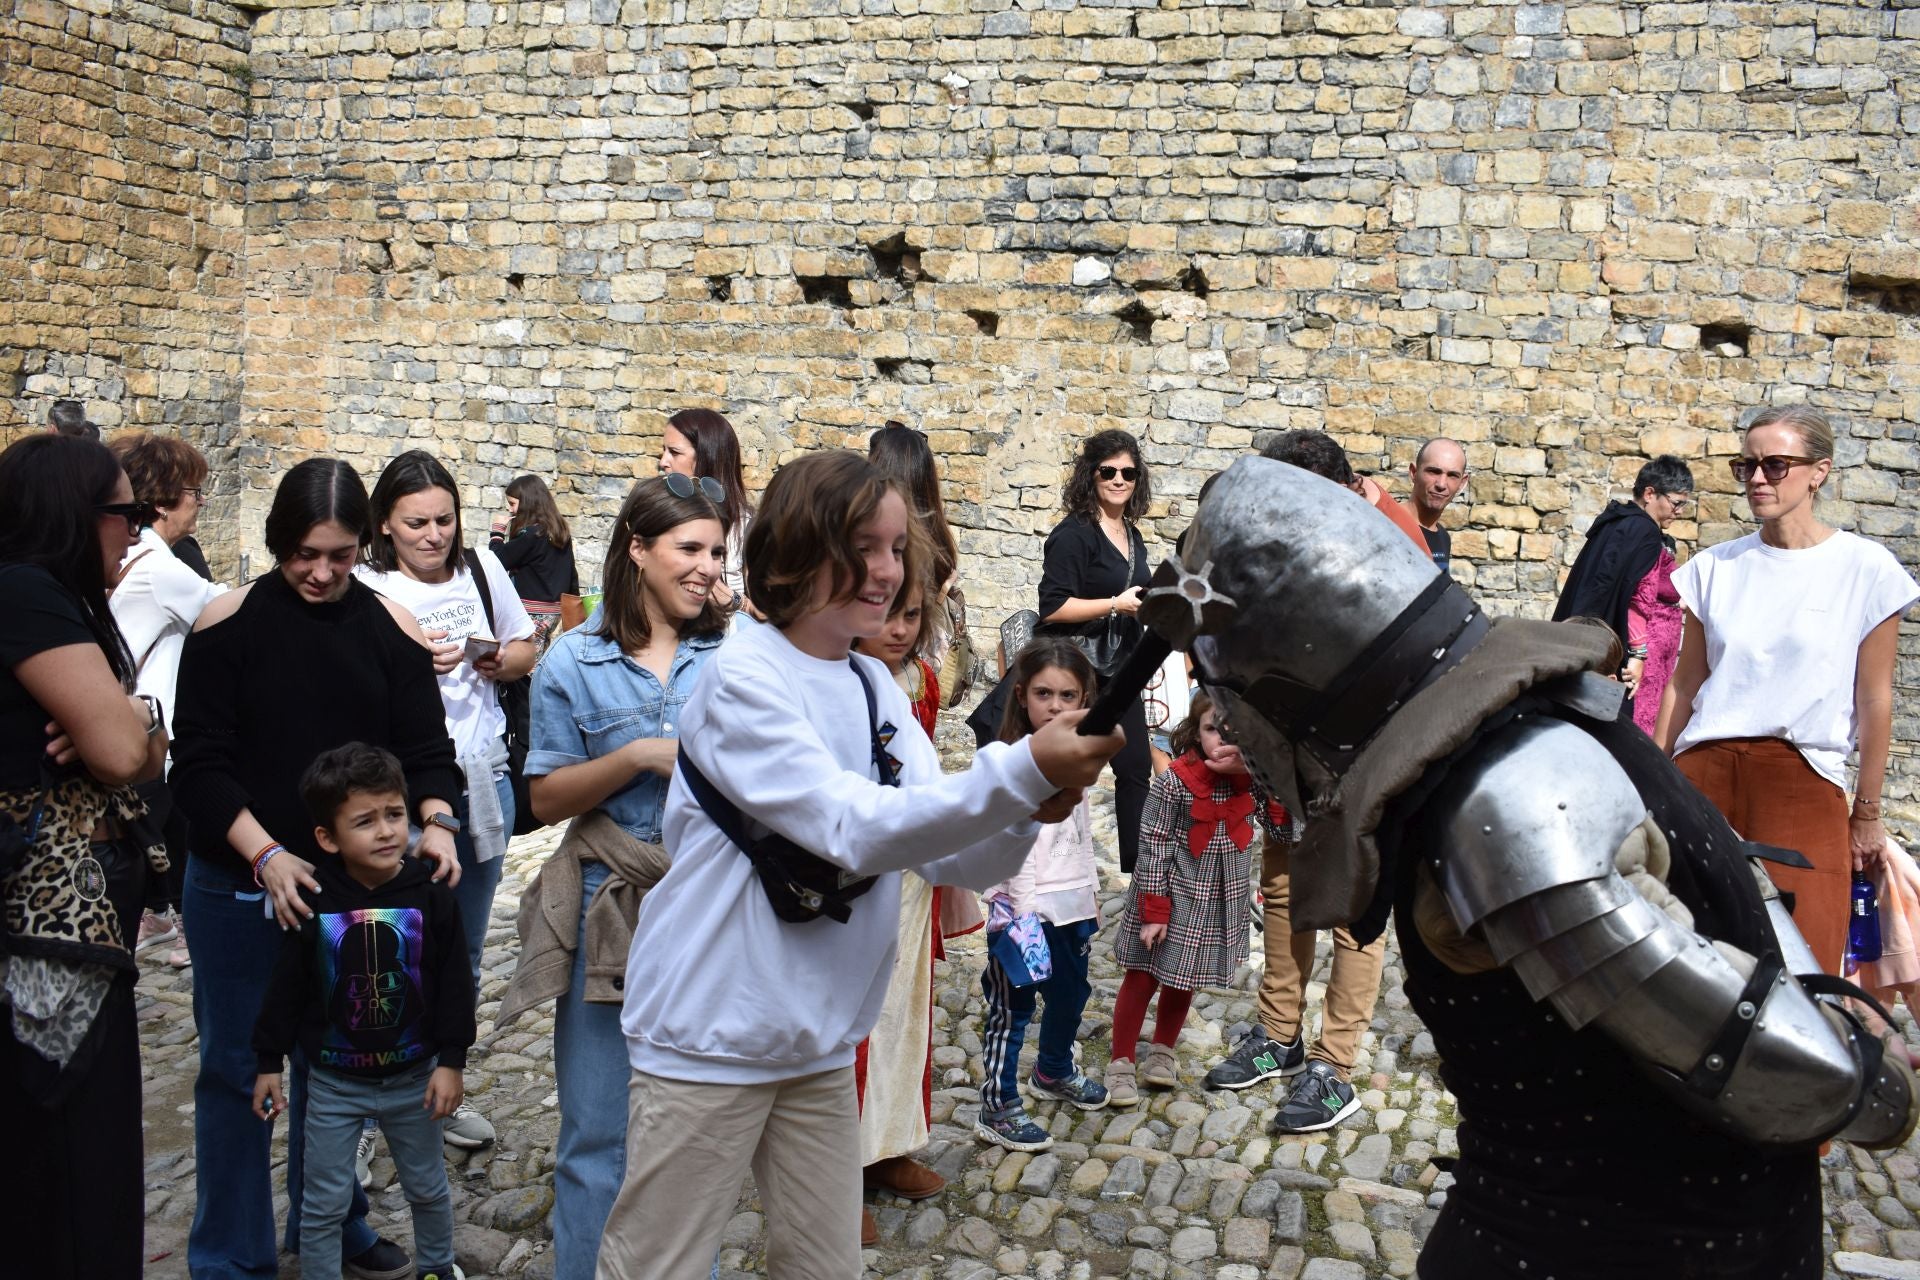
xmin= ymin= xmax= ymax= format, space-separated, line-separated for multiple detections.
xmin=663 ymin=472 xmax=725 ymax=503
xmin=1096 ymin=465 xmax=1139 ymax=482
xmin=1728 ymin=455 xmax=1818 ymax=485
xmin=95 ymin=501 xmax=155 ymax=530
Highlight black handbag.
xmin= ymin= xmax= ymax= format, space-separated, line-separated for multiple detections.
xmin=678 ymin=658 xmax=895 ymax=924
xmin=1065 ymin=533 xmax=1142 ymax=678
xmin=465 ymin=549 xmax=544 ymax=836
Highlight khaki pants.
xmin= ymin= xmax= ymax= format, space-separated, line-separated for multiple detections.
xmin=595 ymin=1065 xmax=861 ymax=1280
xmin=1257 ymin=840 xmax=1386 ymax=1080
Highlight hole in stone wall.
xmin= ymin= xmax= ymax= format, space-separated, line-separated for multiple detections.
xmin=1116 ymin=299 xmax=1156 ymax=344
xmin=875 ymin=357 xmax=933 ymax=383
xmin=965 ymin=309 xmax=999 ymax=336
xmin=868 ymin=232 xmax=920 ymax=284
xmin=506 ymin=273 xmax=525 ymax=293
xmin=1854 ymin=288 xmax=1920 ymax=318
xmin=707 ymin=276 xmax=732 ymax=301
xmin=849 ymin=100 xmax=875 ymax=122
xmin=797 ymin=275 xmax=854 ymax=308
xmin=1180 ymin=263 xmax=1210 ymax=298
xmin=1395 ymin=335 xmax=1433 ymax=359
xmin=192 ymin=247 xmax=213 ymax=273
xmin=1699 ymin=322 xmax=1750 ymax=357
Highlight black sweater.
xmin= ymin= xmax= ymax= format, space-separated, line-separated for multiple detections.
xmin=252 ymin=858 xmax=474 ymax=1078
xmin=1036 ymin=513 xmax=1152 ymax=649
xmin=489 ymin=526 xmax=579 ymax=603
xmin=170 ymin=571 xmax=461 ymax=876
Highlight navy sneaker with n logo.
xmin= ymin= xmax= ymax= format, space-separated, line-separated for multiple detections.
xmin=1205 ymin=1028 xmax=1305 ymax=1091
xmin=1271 ymin=1060 xmax=1362 ymax=1134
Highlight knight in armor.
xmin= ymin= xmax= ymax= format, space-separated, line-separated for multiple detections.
xmin=1138 ymin=455 xmax=1918 ymax=1278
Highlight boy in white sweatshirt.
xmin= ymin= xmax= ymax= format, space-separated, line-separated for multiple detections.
xmin=596 ymin=452 xmax=1123 ymax=1280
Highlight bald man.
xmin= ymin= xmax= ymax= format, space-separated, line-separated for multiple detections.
xmin=1409 ymin=438 xmax=1467 ymax=570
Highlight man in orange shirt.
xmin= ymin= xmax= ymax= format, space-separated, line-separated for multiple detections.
xmin=1204 ymin=429 xmax=1424 ymax=1132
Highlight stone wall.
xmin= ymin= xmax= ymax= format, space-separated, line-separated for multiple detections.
xmin=0 ymin=0 xmax=252 ymax=559
xmin=8 ymin=0 xmax=1920 ymax=815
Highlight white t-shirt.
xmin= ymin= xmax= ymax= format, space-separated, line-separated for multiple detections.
xmin=355 ymin=548 xmax=535 ymax=762
xmin=1673 ymin=529 xmax=1919 ymax=787
xmin=109 ymin=527 xmax=226 ymax=735
xmin=620 ymin=620 xmax=1051 ymax=1086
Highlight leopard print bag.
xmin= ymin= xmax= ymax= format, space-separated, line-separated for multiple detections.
xmin=0 ymin=772 xmax=167 ymax=971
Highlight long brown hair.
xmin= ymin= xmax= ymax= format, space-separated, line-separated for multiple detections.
xmin=593 ymin=477 xmax=729 ymax=652
xmin=996 ymin=637 xmax=1098 ymax=744
xmin=868 ymin=420 xmax=958 ymax=590
xmin=505 ymin=474 xmax=572 ymax=550
xmin=744 ymin=451 xmax=928 ymax=630
xmin=667 ymin=408 xmax=754 ymax=533
xmin=1062 ymin=427 xmax=1152 ymax=523
xmin=1167 ymin=689 xmax=1217 ymax=761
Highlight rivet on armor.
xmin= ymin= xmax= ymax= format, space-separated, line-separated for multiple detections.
xmin=1705 ymin=1054 xmax=1725 ymax=1072
xmin=1737 ymin=1001 xmax=1755 ymax=1020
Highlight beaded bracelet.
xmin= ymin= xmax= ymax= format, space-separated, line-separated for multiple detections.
xmin=251 ymin=842 xmax=286 ymax=887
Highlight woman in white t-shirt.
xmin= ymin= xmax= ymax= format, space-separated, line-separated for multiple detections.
xmin=1656 ymin=406 xmax=1919 ymax=975
xmin=357 ymin=450 xmax=536 ymax=1148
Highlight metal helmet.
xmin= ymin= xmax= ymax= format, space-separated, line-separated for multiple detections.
xmin=1143 ymin=455 xmax=1478 ymax=821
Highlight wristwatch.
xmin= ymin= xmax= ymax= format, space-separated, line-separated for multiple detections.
xmin=424 ymin=811 xmax=463 ymax=835
xmin=137 ymin=694 xmax=164 ymax=737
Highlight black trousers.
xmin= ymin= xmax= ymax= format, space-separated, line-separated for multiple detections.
xmin=2 ymin=841 xmax=147 ymax=1279
xmin=1114 ymin=695 xmax=1150 ymax=874
xmin=136 ymin=777 xmax=189 ymax=913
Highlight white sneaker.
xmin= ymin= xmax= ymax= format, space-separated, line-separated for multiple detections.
xmin=355 ymin=1126 xmax=378 ymax=1189
xmin=135 ymin=909 xmax=178 ymax=952
xmin=442 ymin=1099 xmax=495 ymax=1149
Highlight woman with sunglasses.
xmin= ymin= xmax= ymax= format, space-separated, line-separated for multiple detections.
xmin=0 ymin=434 xmax=169 ymax=1279
xmin=659 ymin=408 xmax=755 ymax=613
xmin=171 ymin=458 xmax=461 ymax=1280
xmin=107 ymin=432 xmax=226 ymax=968
xmin=504 ymin=475 xmax=728 ymax=1280
xmin=1038 ymin=429 xmax=1155 ymax=873
xmin=1551 ymin=454 xmax=1694 ymax=734
xmin=1656 ymin=407 xmax=1919 ymax=976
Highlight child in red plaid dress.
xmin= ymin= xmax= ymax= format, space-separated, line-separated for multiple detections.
xmin=1106 ymin=692 xmax=1286 ymax=1104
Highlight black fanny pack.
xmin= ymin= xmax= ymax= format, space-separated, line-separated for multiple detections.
xmin=678 ymin=658 xmax=896 ymax=924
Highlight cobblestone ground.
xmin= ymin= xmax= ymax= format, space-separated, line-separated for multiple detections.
xmin=138 ymin=789 xmax=1920 ymax=1280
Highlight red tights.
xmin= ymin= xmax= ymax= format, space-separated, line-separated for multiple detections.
xmin=1110 ymin=968 xmax=1195 ymax=1062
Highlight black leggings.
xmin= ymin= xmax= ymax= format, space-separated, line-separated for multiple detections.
xmin=1114 ymin=695 xmax=1150 ymax=874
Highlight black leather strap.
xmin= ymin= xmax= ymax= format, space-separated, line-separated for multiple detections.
xmin=1682 ymin=951 xmax=1783 ymax=1099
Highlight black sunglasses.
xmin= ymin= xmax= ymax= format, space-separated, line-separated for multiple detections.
xmin=1728 ymin=455 xmax=1819 ymax=485
xmin=664 ymin=472 xmax=725 ymax=503
xmin=95 ymin=501 xmax=155 ymax=529
xmin=1096 ymin=465 xmax=1139 ymax=482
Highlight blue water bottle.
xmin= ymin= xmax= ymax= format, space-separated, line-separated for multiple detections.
xmin=1850 ymin=873 xmax=1883 ymax=966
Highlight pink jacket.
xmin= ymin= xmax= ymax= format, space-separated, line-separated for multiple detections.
xmin=983 ymin=793 xmax=1098 ymax=921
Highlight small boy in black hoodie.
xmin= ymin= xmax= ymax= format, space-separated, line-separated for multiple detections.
xmin=253 ymin=743 xmax=474 ymax=1280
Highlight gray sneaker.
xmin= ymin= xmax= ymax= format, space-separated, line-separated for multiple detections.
xmin=355 ymin=1125 xmax=377 ymax=1190
xmin=1271 ymin=1060 xmax=1361 ymax=1134
xmin=975 ymin=1107 xmax=1054 ymax=1152
xmin=1029 ymin=1067 xmax=1109 ymax=1111
xmin=442 ymin=1099 xmax=495 ymax=1149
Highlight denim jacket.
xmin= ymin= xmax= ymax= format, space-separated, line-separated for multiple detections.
xmin=527 ymin=623 xmax=725 ymax=842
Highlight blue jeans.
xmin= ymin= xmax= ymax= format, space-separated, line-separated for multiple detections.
xmin=183 ymin=858 xmax=376 ymax=1279
xmin=979 ymin=918 xmax=1097 ymax=1115
xmin=450 ymin=772 xmax=515 ymax=990
xmin=552 ymin=861 xmax=630 ymax=1280
xmin=302 ymin=1065 xmax=453 ymax=1279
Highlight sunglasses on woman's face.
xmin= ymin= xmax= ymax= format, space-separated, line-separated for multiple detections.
xmin=95 ymin=501 xmax=155 ymax=531
xmin=1660 ymin=490 xmax=1692 ymax=511
xmin=664 ymin=472 xmax=725 ymax=503
xmin=1728 ymin=455 xmax=1818 ymax=485
xmin=1096 ymin=465 xmax=1139 ymax=482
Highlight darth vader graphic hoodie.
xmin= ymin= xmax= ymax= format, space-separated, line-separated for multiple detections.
xmin=253 ymin=857 xmax=475 ymax=1077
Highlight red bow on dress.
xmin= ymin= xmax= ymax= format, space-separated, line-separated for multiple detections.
xmin=1171 ymin=754 xmax=1261 ymax=857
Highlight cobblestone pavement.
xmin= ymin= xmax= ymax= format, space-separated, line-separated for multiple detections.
xmin=138 ymin=790 xmax=1920 ymax=1279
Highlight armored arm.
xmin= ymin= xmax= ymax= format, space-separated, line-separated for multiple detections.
xmin=1429 ymin=717 xmax=1916 ymax=1148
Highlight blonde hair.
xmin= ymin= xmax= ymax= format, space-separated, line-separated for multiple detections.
xmin=1747 ymin=406 xmax=1835 ymax=464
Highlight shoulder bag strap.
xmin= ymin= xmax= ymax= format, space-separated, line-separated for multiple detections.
xmin=850 ymin=659 xmax=898 ymax=787
xmin=462 ymin=547 xmax=498 ymax=635
xmin=108 ymin=548 xmax=153 ymax=596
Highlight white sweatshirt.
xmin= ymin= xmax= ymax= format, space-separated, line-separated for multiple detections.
xmin=620 ymin=620 xmax=1052 ymax=1085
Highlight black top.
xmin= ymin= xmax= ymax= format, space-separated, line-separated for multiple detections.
xmin=1396 ymin=706 xmax=1819 ymax=1279
xmin=1036 ymin=514 xmax=1151 ymax=649
xmin=1422 ymin=523 xmax=1452 ymax=573
xmin=173 ymin=535 xmax=213 ymax=582
xmin=170 ymin=571 xmax=461 ymax=877
xmin=489 ymin=527 xmax=578 ymax=603
xmin=252 ymin=857 xmax=475 ymax=1078
xmin=1552 ymin=500 xmax=1665 ymax=646
xmin=0 ymin=565 xmax=99 ymax=790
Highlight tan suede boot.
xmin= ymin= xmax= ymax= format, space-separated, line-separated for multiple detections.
xmin=1140 ymin=1042 xmax=1179 ymax=1088
xmin=1106 ymin=1057 xmax=1139 ymax=1106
